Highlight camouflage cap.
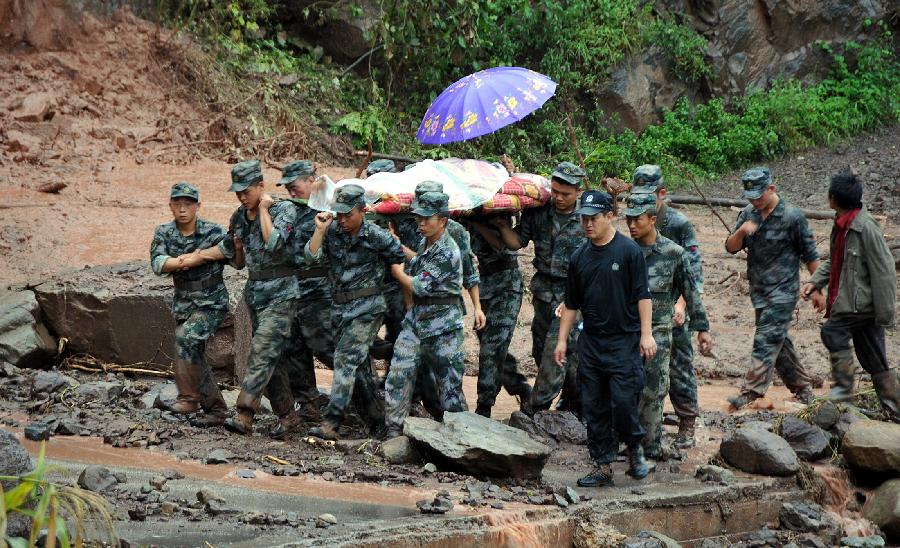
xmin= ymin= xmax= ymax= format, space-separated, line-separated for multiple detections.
xmin=624 ymin=192 xmax=658 ymax=217
xmin=415 ymin=180 xmax=444 ymax=197
xmin=551 ymin=161 xmax=586 ymax=186
xmin=411 ymin=191 xmax=449 ymax=217
xmin=170 ymin=182 xmax=199 ymax=201
xmin=631 ymin=164 xmax=664 ymax=193
xmin=229 ymin=160 xmax=263 ymax=192
xmin=741 ymin=167 xmax=772 ymax=200
xmin=278 ymin=160 xmax=314 ymax=186
xmin=366 ymin=159 xmax=397 ymax=176
xmin=333 ymin=184 xmax=367 ymax=214
xmin=574 ymin=190 xmax=613 ymax=215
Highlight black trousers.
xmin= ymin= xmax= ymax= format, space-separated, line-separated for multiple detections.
xmin=820 ymin=313 xmax=889 ymax=375
xmin=578 ymin=331 xmax=645 ymax=465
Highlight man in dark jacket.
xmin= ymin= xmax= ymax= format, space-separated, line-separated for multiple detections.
xmin=802 ymin=171 xmax=898 ymax=422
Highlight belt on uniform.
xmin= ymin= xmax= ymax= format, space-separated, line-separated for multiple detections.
xmin=333 ymin=285 xmax=382 ymax=305
xmin=174 ymin=273 xmax=224 ymax=292
xmin=413 ymin=295 xmax=462 ymax=307
xmin=296 ymin=266 xmax=329 ymax=280
xmin=248 ymin=267 xmax=297 ymax=281
xmin=478 ymin=258 xmax=518 ymax=277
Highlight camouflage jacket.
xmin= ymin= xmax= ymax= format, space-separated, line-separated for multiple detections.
xmin=515 ymin=203 xmax=586 ymax=302
xmin=640 ymin=233 xmax=709 ymax=332
xmin=150 ymin=218 xmax=229 ymax=321
xmin=397 ymin=216 xmax=479 ymax=290
xmin=408 ymin=230 xmax=464 ymax=338
xmin=466 ymin=222 xmax=522 ymax=300
xmin=305 ymin=220 xmax=405 ymax=320
xmin=731 ymin=199 xmax=819 ymax=307
xmin=656 ymin=202 xmax=704 ymax=292
xmin=289 ymin=201 xmax=331 ymax=301
xmin=218 ymin=200 xmax=300 ymax=311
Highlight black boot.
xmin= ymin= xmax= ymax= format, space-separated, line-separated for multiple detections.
xmin=475 ymin=403 xmax=492 ymax=418
xmin=627 ymin=445 xmax=649 ymax=480
xmin=872 ymin=370 xmax=900 ymax=423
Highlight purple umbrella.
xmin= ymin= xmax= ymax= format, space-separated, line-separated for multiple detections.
xmin=416 ymin=66 xmax=557 ymax=145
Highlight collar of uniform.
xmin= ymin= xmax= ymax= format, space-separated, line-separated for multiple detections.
xmin=420 ymin=229 xmax=451 ymax=255
xmin=546 ymin=202 xmax=579 ymax=224
xmin=754 ymin=197 xmax=785 ymax=218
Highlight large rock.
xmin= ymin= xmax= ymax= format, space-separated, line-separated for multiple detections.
xmin=403 ymin=412 xmax=551 ymax=479
xmin=32 ymin=261 xmax=247 ymax=382
xmin=779 ymin=500 xmax=842 ymax=542
xmin=0 ymin=290 xmax=56 ymax=369
xmin=0 ymin=0 xmax=87 ymax=52
xmin=863 ymin=479 xmax=900 ymax=542
xmin=508 ymin=410 xmax=586 ymax=445
xmin=842 ymin=420 xmax=900 ymax=473
xmin=779 ymin=415 xmax=831 ymax=461
xmin=720 ymin=426 xmax=800 ymax=476
xmin=281 ymin=0 xmax=381 ymax=64
xmin=0 ymin=430 xmax=33 ymax=537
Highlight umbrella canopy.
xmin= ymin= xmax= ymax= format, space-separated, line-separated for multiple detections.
xmin=416 ymin=67 xmax=556 ymax=145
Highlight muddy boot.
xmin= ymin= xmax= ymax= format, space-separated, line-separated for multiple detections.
xmin=825 ymin=349 xmax=856 ymax=402
xmin=673 ymin=417 xmax=696 ymax=449
xmin=191 ymin=366 xmax=228 ymax=427
xmin=308 ymin=418 xmax=340 ymax=441
xmin=727 ymin=392 xmax=760 ymax=411
xmin=475 ymin=403 xmax=492 ymax=418
xmin=224 ymin=391 xmax=257 ymax=435
xmin=577 ymin=463 xmax=613 ymax=488
xmin=268 ymin=391 xmax=303 ymax=440
xmin=872 ymin=370 xmax=900 ymax=423
xmin=794 ymin=387 xmax=815 ymax=405
xmin=627 ymin=445 xmax=649 ymax=480
xmin=170 ymin=359 xmax=202 ymax=414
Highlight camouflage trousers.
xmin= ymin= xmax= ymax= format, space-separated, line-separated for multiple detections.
xmin=529 ymin=297 xmax=580 ymax=412
xmin=476 ymin=280 xmax=530 ymax=407
xmin=241 ymin=300 xmax=297 ymax=416
xmin=280 ymin=297 xmax=334 ymax=405
xmin=176 ymin=308 xmax=227 ymax=412
xmin=638 ymin=325 xmax=673 ymax=456
xmin=668 ymin=320 xmax=699 ymax=420
xmin=324 ymin=311 xmax=384 ymax=425
xmin=741 ymin=302 xmax=812 ymax=397
xmin=385 ymin=313 xmax=467 ymax=430
xmin=382 ymin=285 xmax=406 ymax=344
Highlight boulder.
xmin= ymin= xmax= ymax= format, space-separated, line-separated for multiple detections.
xmin=380 ymin=435 xmax=418 ymax=465
xmin=0 ymin=430 xmax=33 ymax=537
xmin=24 ymin=421 xmax=51 ymax=441
xmin=695 ymin=464 xmax=735 ymax=485
xmin=863 ymin=479 xmax=900 ymax=542
xmin=720 ymin=426 xmax=800 ymax=476
xmin=141 ymin=382 xmax=178 ymax=410
xmin=810 ymin=401 xmax=841 ymax=431
xmin=281 ymin=0 xmax=382 ymax=64
xmin=32 ymin=261 xmax=246 ymax=381
xmin=13 ymin=92 xmax=55 ymax=122
xmin=77 ymin=465 xmax=118 ymax=492
xmin=779 ymin=415 xmax=831 ymax=461
xmin=532 ymin=411 xmax=587 ymax=445
xmin=832 ymin=411 xmax=862 ymax=443
xmin=403 ymin=412 xmax=551 ymax=479
xmin=74 ymin=380 xmax=124 ymax=402
xmin=779 ymin=501 xmax=842 ymax=541
xmin=842 ymin=420 xmax=900 ymax=473
xmin=0 ymin=290 xmax=56 ymax=369
xmin=32 ymin=370 xmax=75 ymax=393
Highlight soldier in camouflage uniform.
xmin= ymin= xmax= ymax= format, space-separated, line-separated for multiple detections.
xmin=468 ymin=218 xmax=532 ymax=417
xmin=725 ymin=168 xmax=819 ymax=409
xmin=150 ymin=182 xmax=230 ymax=427
xmin=305 ymin=184 xmax=406 ymax=440
xmin=195 ymin=160 xmax=304 ymax=438
xmin=631 ymin=165 xmax=705 ymax=447
xmin=276 ymin=160 xmax=333 ymax=420
xmin=494 ymin=161 xmax=587 ymax=415
xmin=384 ymin=191 xmax=468 ymax=438
xmin=624 ymin=193 xmax=713 ymax=459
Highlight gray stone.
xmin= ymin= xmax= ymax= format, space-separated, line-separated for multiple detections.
xmin=205 ymin=448 xmax=232 ymax=464
xmin=720 ymin=427 xmax=800 ymax=476
xmin=416 ymin=491 xmax=453 ymax=514
xmin=840 ymin=536 xmax=886 ymax=547
xmin=403 ymin=412 xmax=551 ymax=479
xmin=564 ymin=486 xmax=580 ymax=504
xmin=863 ymin=479 xmax=900 ymax=542
xmin=842 ymin=420 xmax=900 ymax=473
xmin=779 ymin=416 xmax=831 ymax=461
xmin=832 ymin=411 xmax=862 ymax=442
xmin=236 ymin=469 xmax=256 ymax=479
xmin=0 ymin=430 xmax=34 ymax=537
xmin=779 ymin=501 xmax=841 ymax=538
xmin=553 ymin=493 xmax=569 ymax=508
xmin=196 ymin=488 xmax=224 ymax=505
xmin=24 ymin=421 xmax=51 ymax=441
xmin=77 ymin=465 xmax=118 ymax=492
xmin=205 ymin=499 xmax=239 ymax=516
xmin=141 ymin=382 xmax=178 ymax=410
xmin=317 ymin=513 xmax=337 ymax=525
xmin=630 ymin=530 xmax=682 ymax=548
xmin=532 ymin=410 xmax=587 ymax=445
xmin=695 ymin=464 xmax=735 ymax=485
xmin=149 ymin=476 xmax=167 ymax=490
xmin=33 ymin=370 xmax=75 ymax=394
xmin=74 ymin=381 xmax=124 ymax=403
xmin=810 ymin=401 xmax=841 ymax=430
xmin=380 ymin=435 xmax=418 ymax=465
xmin=421 ymin=462 xmax=437 ymax=474
xmin=0 ymin=290 xmax=56 ymax=370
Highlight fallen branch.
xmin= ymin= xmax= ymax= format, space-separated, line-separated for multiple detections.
xmin=664 ymin=155 xmax=731 ymax=232
xmin=666 ymin=195 xmax=835 ymax=220
xmin=60 ymin=354 xmax=173 ymax=378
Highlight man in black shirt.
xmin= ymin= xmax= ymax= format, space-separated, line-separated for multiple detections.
xmin=555 ymin=190 xmax=656 ymax=487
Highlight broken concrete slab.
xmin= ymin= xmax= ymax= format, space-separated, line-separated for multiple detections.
xmin=842 ymin=420 xmax=900 ymax=473
xmin=403 ymin=412 xmax=551 ymax=479
xmin=720 ymin=426 xmax=800 ymax=476
xmin=863 ymin=479 xmax=900 ymax=542
xmin=0 ymin=290 xmax=56 ymax=370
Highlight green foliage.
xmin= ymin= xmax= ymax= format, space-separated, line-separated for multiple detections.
xmin=1 ymin=444 xmax=117 ymax=547
xmin=332 ymin=105 xmax=390 ymax=149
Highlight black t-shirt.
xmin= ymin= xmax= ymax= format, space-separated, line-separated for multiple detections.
xmin=565 ymin=231 xmax=651 ymax=336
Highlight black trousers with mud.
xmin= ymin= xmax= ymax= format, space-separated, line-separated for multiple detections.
xmin=820 ymin=313 xmax=889 ymax=375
